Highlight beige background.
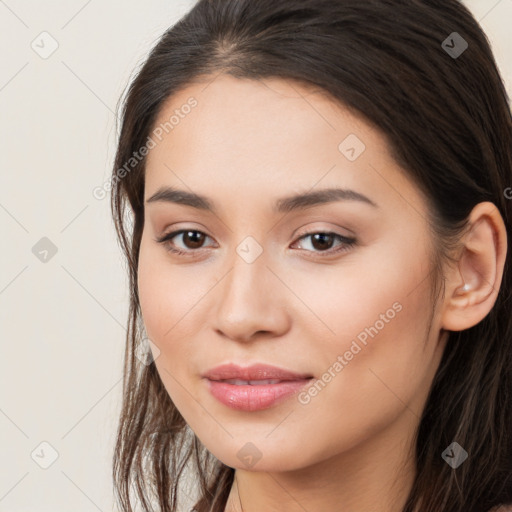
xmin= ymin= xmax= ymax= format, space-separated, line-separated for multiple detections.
xmin=0 ymin=1 xmax=510 ymax=510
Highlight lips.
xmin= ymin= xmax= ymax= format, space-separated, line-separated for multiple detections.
xmin=222 ymin=379 xmax=282 ymax=385
xmin=202 ymin=363 xmax=314 ymax=411
xmin=202 ymin=363 xmax=313 ymax=382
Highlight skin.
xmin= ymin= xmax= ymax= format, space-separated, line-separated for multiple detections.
xmin=137 ymin=75 xmax=507 ymax=512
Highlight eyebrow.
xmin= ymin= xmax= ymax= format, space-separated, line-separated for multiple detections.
xmin=145 ymin=186 xmax=378 ymax=213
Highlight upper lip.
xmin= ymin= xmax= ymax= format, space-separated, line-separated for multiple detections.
xmin=202 ymin=363 xmax=313 ymax=381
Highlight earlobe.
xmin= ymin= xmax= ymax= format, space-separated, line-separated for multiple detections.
xmin=441 ymin=202 xmax=507 ymax=332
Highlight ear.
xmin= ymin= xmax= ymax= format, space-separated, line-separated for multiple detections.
xmin=441 ymin=201 xmax=507 ymax=332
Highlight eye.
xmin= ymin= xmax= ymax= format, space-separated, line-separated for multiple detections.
xmin=155 ymin=229 xmax=215 ymax=256
xmin=292 ymin=231 xmax=356 ymax=257
xmin=155 ymin=229 xmax=356 ymax=258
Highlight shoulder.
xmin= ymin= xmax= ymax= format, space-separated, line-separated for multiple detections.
xmin=487 ymin=505 xmax=512 ymax=512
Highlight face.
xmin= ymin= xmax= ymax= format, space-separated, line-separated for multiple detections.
xmin=137 ymin=75 xmax=448 ymax=472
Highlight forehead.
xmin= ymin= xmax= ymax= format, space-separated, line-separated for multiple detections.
xmin=147 ymin=74 xmax=380 ymax=164
xmin=143 ymin=74 xmax=426 ymax=217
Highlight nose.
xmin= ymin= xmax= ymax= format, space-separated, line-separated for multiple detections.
xmin=213 ymin=252 xmax=290 ymax=343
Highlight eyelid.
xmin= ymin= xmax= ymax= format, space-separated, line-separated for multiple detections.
xmin=293 ymin=223 xmax=355 ymax=241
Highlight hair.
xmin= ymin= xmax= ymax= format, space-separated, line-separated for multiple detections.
xmin=110 ymin=1 xmax=512 ymax=511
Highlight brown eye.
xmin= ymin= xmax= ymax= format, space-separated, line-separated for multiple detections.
xmin=293 ymin=231 xmax=357 ymax=256
xmin=156 ymin=229 xmax=356 ymax=259
xmin=309 ymin=233 xmax=335 ymax=251
xmin=179 ymin=230 xmax=206 ymax=249
xmin=156 ymin=229 xmax=213 ymax=256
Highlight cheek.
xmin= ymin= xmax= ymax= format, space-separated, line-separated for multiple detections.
xmin=137 ymin=237 xmax=202 ymax=343
xmin=290 ymin=231 xmax=432 ymax=359
xmin=297 ymin=249 xmax=436 ymax=439
xmin=136 ymin=244 xmax=197 ymax=406
xmin=137 ymin=236 xmax=217 ymax=394
xmin=137 ymin=257 xmax=169 ymax=343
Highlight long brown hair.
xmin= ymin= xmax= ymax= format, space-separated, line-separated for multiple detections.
xmin=110 ymin=1 xmax=512 ymax=510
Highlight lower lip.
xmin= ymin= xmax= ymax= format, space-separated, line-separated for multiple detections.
xmin=205 ymin=378 xmax=312 ymax=411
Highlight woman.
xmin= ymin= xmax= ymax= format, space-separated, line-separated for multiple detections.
xmin=110 ymin=1 xmax=512 ymax=511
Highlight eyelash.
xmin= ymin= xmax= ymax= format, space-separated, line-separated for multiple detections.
xmin=155 ymin=229 xmax=356 ymax=259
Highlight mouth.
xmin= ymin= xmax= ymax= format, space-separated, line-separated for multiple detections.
xmin=204 ymin=376 xmax=313 ymax=412
xmin=202 ymin=362 xmax=313 ymax=382
xmin=202 ymin=363 xmax=314 ymax=411
xmin=217 ymin=379 xmax=288 ymax=385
